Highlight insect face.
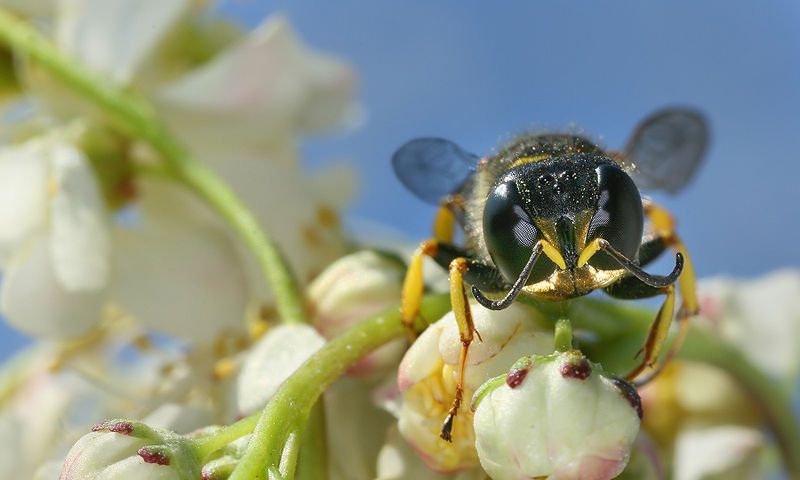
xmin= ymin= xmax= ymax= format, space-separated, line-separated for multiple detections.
xmin=482 ymin=154 xmax=644 ymax=291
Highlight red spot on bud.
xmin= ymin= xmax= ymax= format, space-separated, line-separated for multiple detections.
xmin=506 ymin=367 xmax=529 ymax=388
xmin=92 ymin=421 xmax=133 ymax=435
xmin=610 ymin=377 xmax=643 ymax=419
xmin=108 ymin=421 xmax=134 ymax=435
xmin=91 ymin=421 xmax=109 ymax=432
xmin=559 ymin=355 xmax=592 ymax=380
xmin=138 ymin=447 xmax=170 ymax=466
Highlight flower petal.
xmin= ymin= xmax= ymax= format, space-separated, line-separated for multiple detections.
xmin=48 ymin=140 xmax=110 ymax=291
xmin=236 ymin=324 xmax=325 ymax=415
xmin=673 ymin=426 xmax=763 ymax=480
xmin=376 ymin=425 xmax=486 ymax=480
xmin=56 ymin=0 xmax=190 ymax=84
xmin=1 ymin=234 xmax=104 ymax=338
xmin=110 ymin=209 xmax=249 ymax=344
xmin=698 ymin=270 xmax=800 ymax=380
xmin=156 ymin=15 xmax=358 ymax=153
xmin=0 ymin=140 xmax=48 ymax=264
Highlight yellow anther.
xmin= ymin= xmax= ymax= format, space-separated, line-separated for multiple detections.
xmin=212 ymin=357 xmax=237 ymax=380
xmin=540 ymin=240 xmax=567 ymax=270
xmin=577 ymin=238 xmax=605 ymax=268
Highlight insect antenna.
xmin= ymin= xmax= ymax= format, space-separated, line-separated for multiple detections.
xmin=597 ymin=239 xmax=683 ymax=288
xmin=472 ymin=243 xmax=543 ymax=310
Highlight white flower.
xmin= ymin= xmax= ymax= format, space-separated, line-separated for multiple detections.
xmin=236 ymin=324 xmax=326 ymax=416
xmin=308 ymin=250 xmax=406 ymax=377
xmin=472 ymin=350 xmax=642 ymax=480
xmin=396 ymin=303 xmax=553 ymax=472
xmin=0 ymin=131 xmax=109 ymax=338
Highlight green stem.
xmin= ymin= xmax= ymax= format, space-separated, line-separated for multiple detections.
xmin=0 ymin=8 xmax=307 ymax=324
xmin=193 ymin=415 xmax=259 ymax=459
xmin=296 ymin=402 xmax=328 ymax=480
xmin=229 ymin=293 xmax=451 ymax=480
xmin=554 ymin=318 xmax=573 ymax=352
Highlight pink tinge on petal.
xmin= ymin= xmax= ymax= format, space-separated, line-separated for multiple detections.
xmin=555 ymin=450 xmax=628 ymax=480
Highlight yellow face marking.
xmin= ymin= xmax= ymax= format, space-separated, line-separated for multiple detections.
xmin=510 ymin=154 xmax=551 ymax=168
xmin=577 ymin=238 xmax=605 ymax=268
xmin=539 ymin=239 xmax=567 ymax=270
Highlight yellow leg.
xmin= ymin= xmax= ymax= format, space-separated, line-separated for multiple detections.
xmin=629 ymin=202 xmax=698 ymax=385
xmin=433 ymin=204 xmax=456 ymax=244
xmin=400 ymin=204 xmax=458 ymax=337
xmin=625 ymin=284 xmax=675 ymax=381
xmin=440 ymin=257 xmax=475 ymax=442
xmin=400 ymin=240 xmax=438 ymax=339
xmin=644 ymin=201 xmax=698 ymax=314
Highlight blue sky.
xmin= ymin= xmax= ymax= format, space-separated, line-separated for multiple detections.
xmin=221 ymin=0 xmax=800 ymax=277
xmin=0 ymin=1 xmax=798 ymax=358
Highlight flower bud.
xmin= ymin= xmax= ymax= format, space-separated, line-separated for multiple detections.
xmin=60 ymin=420 xmax=200 ymax=479
xmin=396 ymin=302 xmax=553 ymax=472
xmin=472 ymin=350 xmax=642 ymax=480
xmin=308 ymin=250 xmax=406 ymax=377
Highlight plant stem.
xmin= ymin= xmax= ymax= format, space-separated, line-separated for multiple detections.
xmin=296 ymin=402 xmax=328 ymax=480
xmin=193 ymin=415 xmax=260 ymax=459
xmin=0 ymin=8 xmax=307 ymax=324
xmin=554 ymin=318 xmax=573 ymax=352
xmin=229 ymin=293 xmax=451 ymax=480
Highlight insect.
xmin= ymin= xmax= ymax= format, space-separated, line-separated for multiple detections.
xmin=393 ymin=108 xmax=708 ymax=441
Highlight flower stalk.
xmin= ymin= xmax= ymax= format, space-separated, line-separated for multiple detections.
xmin=0 ymin=8 xmax=308 ymax=325
xmin=228 ymin=293 xmax=451 ymax=479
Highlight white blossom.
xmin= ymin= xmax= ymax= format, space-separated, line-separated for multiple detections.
xmin=0 ymin=132 xmax=109 ymax=338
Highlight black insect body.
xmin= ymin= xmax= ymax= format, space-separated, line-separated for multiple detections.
xmin=393 ymin=108 xmax=708 ymax=441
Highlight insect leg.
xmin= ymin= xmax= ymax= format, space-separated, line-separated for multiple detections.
xmin=627 ymin=201 xmax=699 ymax=385
xmin=643 ymin=200 xmax=698 ymax=314
xmin=400 ymin=240 xmax=438 ymax=338
xmin=400 ymin=237 xmax=479 ymax=338
xmin=622 ymin=284 xmax=676 ymax=383
xmin=433 ymin=202 xmax=457 ymax=244
xmin=440 ymin=257 xmax=475 ymax=442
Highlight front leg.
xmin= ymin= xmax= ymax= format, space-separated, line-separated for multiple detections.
xmin=606 ymin=279 xmax=676 ymax=383
xmin=441 ymin=257 xmax=476 ymax=442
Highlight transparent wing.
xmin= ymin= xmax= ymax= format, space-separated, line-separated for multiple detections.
xmin=621 ymin=108 xmax=709 ymax=194
xmin=391 ymin=137 xmax=479 ymax=205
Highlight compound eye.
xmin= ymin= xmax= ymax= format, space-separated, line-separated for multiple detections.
xmin=483 ymin=181 xmax=555 ymax=284
xmin=587 ymin=165 xmax=644 ymax=269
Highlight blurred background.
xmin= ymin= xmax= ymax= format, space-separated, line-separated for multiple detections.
xmin=1 ymin=1 xmax=798 ymax=356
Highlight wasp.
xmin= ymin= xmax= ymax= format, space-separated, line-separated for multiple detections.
xmin=393 ymin=108 xmax=708 ymax=441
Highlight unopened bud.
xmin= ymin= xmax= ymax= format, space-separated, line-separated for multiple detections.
xmin=473 ymin=350 xmax=642 ymax=480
